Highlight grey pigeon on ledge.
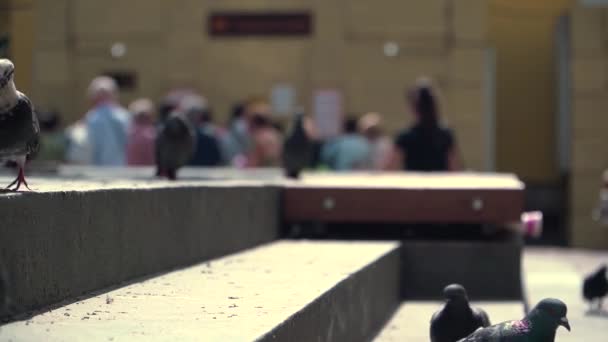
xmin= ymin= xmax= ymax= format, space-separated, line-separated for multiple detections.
xmin=282 ymin=111 xmax=314 ymax=179
xmin=458 ymin=298 xmax=570 ymax=342
xmin=583 ymin=264 xmax=607 ymax=311
xmin=155 ymin=111 xmax=195 ymax=180
xmin=430 ymin=284 xmax=491 ymax=342
xmin=0 ymin=59 xmax=39 ymax=191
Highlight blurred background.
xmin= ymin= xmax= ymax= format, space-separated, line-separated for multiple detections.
xmin=1 ymin=0 xmax=607 ymax=249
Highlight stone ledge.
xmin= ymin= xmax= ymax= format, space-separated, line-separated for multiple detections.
xmin=1 ymin=241 xmax=400 ymax=342
xmin=0 ymin=181 xmax=280 ymax=317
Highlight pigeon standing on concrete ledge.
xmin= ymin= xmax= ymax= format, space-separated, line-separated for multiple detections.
xmin=458 ymin=298 xmax=570 ymax=342
xmin=583 ymin=264 xmax=607 ymax=311
xmin=0 ymin=59 xmax=40 ymax=191
xmin=155 ymin=112 xmax=195 ymax=180
xmin=430 ymin=284 xmax=491 ymax=342
xmin=282 ymin=111 xmax=314 ymax=179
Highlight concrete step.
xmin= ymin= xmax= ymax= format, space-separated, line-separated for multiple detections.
xmin=1 ymin=240 xmax=400 ymax=342
xmin=373 ymin=301 xmax=524 ymax=342
xmin=0 ymin=179 xmax=280 ymax=317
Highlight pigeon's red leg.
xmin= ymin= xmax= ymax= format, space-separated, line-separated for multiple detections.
xmin=5 ymin=175 xmax=18 ymax=189
xmin=18 ymin=167 xmax=31 ymax=190
xmin=6 ymin=167 xmax=30 ymax=191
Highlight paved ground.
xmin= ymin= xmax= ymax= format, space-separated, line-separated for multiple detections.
xmin=524 ymin=247 xmax=608 ymax=342
xmin=374 ymin=301 xmax=523 ymax=341
xmin=375 ymin=247 xmax=608 ymax=341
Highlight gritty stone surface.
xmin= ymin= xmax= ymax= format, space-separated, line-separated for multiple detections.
xmin=0 ymin=179 xmax=280 ymax=316
xmin=0 ymin=241 xmax=399 ymax=342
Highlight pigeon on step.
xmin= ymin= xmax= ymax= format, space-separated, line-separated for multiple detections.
xmin=583 ymin=264 xmax=607 ymax=311
xmin=0 ymin=59 xmax=40 ymax=191
xmin=155 ymin=112 xmax=195 ymax=180
xmin=282 ymin=111 xmax=314 ymax=179
xmin=457 ymin=298 xmax=570 ymax=342
xmin=430 ymin=284 xmax=491 ymax=342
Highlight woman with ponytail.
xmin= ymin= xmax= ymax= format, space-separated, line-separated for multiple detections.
xmin=390 ymin=77 xmax=462 ymax=171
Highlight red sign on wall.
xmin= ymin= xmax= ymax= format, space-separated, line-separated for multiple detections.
xmin=208 ymin=12 xmax=312 ymax=37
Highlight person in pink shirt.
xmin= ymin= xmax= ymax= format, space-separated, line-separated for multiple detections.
xmin=126 ymin=98 xmax=157 ymax=166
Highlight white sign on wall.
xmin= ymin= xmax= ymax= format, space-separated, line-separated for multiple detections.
xmin=271 ymin=83 xmax=296 ymax=116
xmin=313 ymin=89 xmax=343 ymax=139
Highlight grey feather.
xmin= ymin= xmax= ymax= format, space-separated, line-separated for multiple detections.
xmin=458 ymin=298 xmax=570 ymax=342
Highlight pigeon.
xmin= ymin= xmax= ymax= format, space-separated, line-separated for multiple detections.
xmin=430 ymin=284 xmax=491 ymax=342
xmin=457 ymin=298 xmax=570 ymax=342
xmin=155 ymin=112 xmax=196 ymax=180
xmin=583 ymin=264 xmax=608 ymax=311
xmin=282 ymin=111 xmax=314 ymax=179
xmin=0 ymin=59 xmax=40 ymax=191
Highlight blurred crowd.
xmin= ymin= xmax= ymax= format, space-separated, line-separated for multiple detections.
xmin=34 ymin=75 xmax=462 ymax=173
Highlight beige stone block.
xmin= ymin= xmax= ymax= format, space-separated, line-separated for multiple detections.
xmin=72 ymin=0 xmax=162 ymax=36
xmin=312 ymin=0 xmax=346 ymax=42
xmin=32 ymin=49 xmax=70 ymax=84
xmin=10 ymin=0 xmax=34 ymax=5
xmin=347 ymin=0 xmax=448 ymax=37
xmin=206 ymin=0 xmax=309 ymax=11
xmin=572 ymin=58 xmax=607 ymax=93
xmin=444 ymin=88 xmax=484 ymax=120
xmin=33 ymin=0 xmax=69 ymax=44
xmin=570 ymin=214 xmax=608 ymax=249
xmin=572 ymin=97 xmax=608 ymax=138
xmin=456 ymin=137 xmax=484 ymax=171
xmin=570 ymin=175 xmax=604 ymax=210
xmin=344 ymin=43 xmax=446 ymax=82
xmin=452 ymin=0 xmax=487 ymax=41
xmin=571 ymin=7 xmax=605 ymax=54
xmin=167 ymin=0 xmax=207 ymax=34
xmin=448 ymin=47 xmax=486 ymax=85
xmin=572 ymin=141 xmax=608 ymax=176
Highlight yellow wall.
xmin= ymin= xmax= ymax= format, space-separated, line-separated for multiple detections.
xmin=569 ymin=6 xmax=608 ymax=249
xmin=0 ymin=1 xmax=9 ymax=40
xmin=489 ymin=0 xmax=573 ymax=182
xmin=2 ymin=0 xmax=35 ymax=96
xmin=31 ymin=0 xmax=491 ymax=170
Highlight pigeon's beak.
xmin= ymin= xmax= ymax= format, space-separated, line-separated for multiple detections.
xmin=559 ymin=317 xmax=570 ymax=331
